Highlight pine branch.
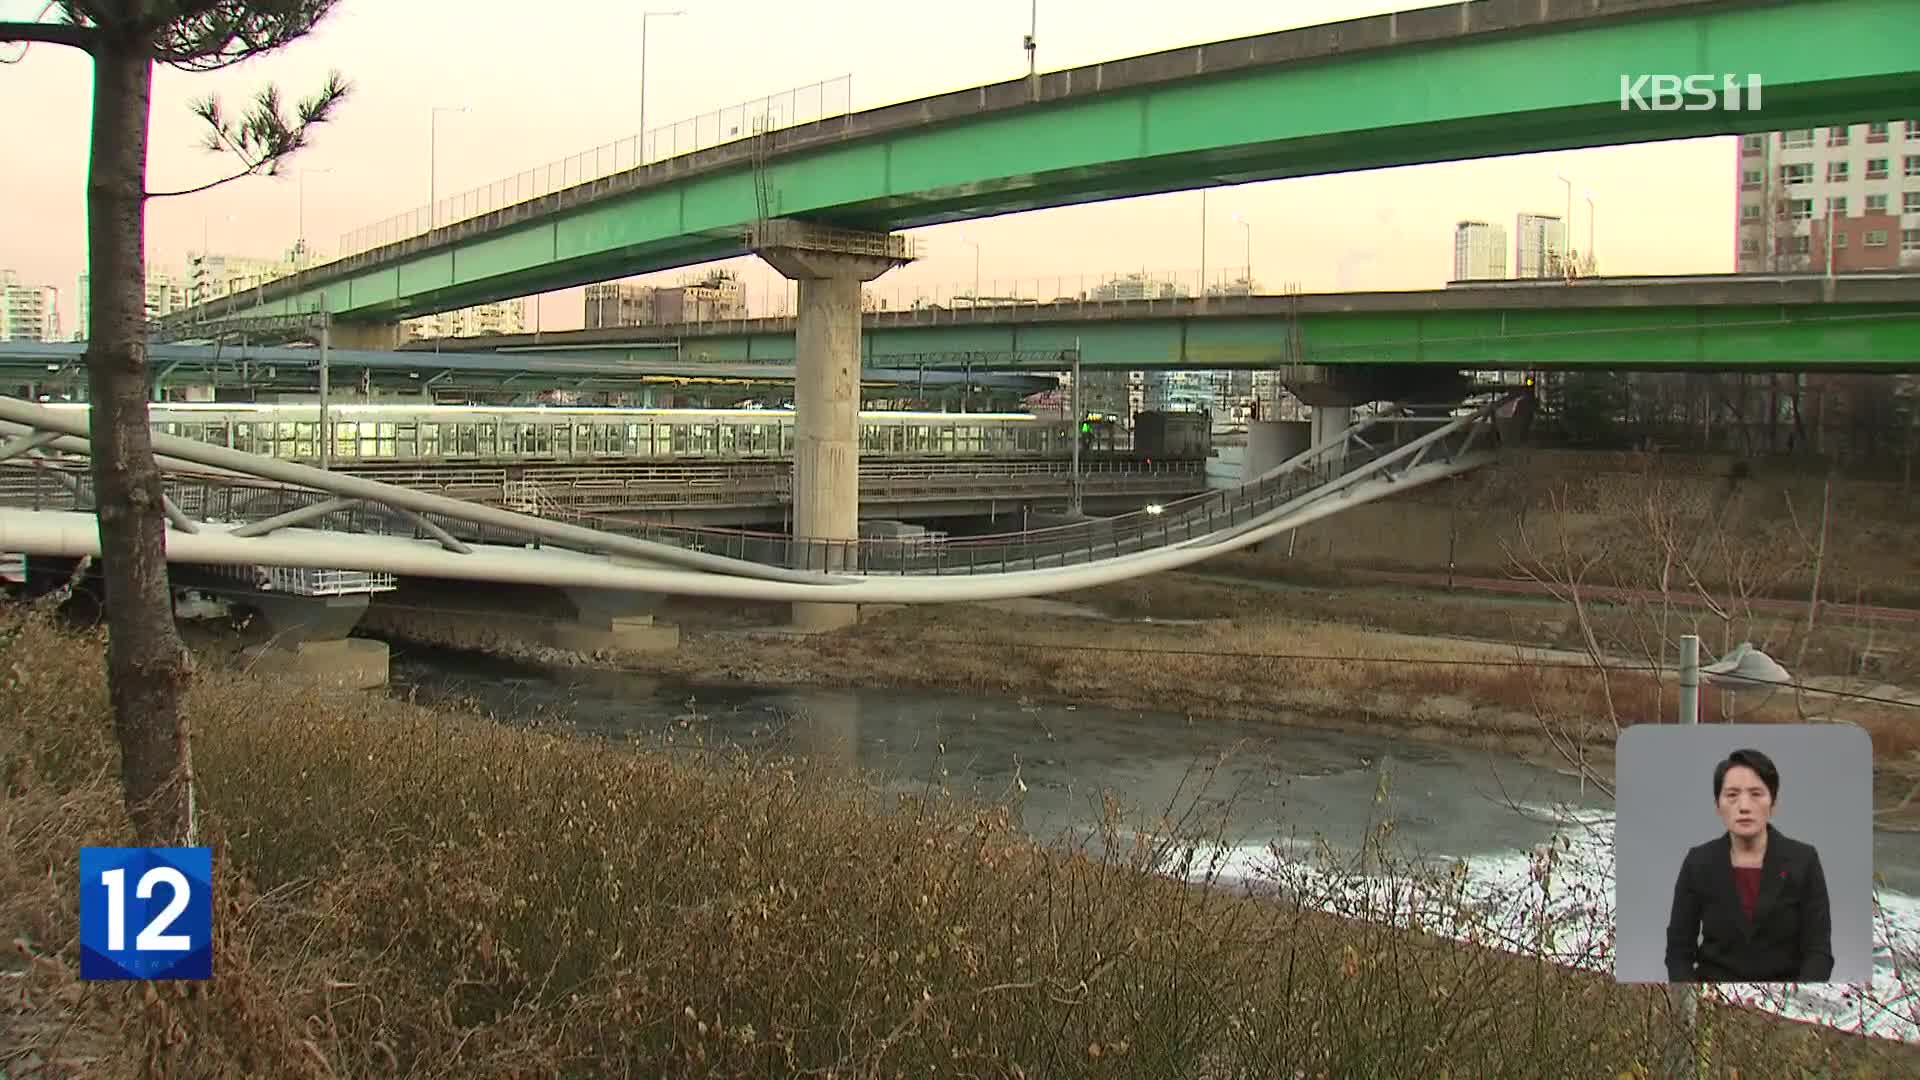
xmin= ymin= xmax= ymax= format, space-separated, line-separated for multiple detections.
xmin=0 ymin=19 xmax=96 ymax=55
xmin=148 ymin=0 xmax=341 ymax=72
xmin=148 ymin=68 xmax=350 ymax=199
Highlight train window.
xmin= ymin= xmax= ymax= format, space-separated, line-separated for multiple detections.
xmin=334 ymin=422 xmax=357 ymax=460
xmin=420 ymin=423 xmax=441 ymax=457
xmin=669 ymin=424 xmax=689 ymax=455
xmin=396 ymin=422 xmax=418 ymax=458
xmin=782 ymin=424 xmax=795 ymax=454
xmin=718 ymin=424 xmax=736 ymax=454
xmin=477 ymin=424 xmax=496 ymax=457
xmin=861 ymin=424 xmax=882 ymax=452
xmin=203 ymin=423 xmax=229 ymax=449
xmin=232 ymin=423 xmax=255 ymax=454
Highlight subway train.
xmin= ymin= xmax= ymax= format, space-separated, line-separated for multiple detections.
xmin=29 ymin=401 xmax=1211 ymax=467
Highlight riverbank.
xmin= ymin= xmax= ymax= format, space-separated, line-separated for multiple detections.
xmin=5 ymin=605 xmax=1918 ymax=1077
xmin=356 ymin=573 xmax=1920 ymax=823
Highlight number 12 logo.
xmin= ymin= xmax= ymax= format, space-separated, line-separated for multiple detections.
xmin=79 ymin=847 xmax=213 ymax=981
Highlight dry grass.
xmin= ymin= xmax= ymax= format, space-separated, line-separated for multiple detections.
xmin=6 ymin=604 xmax=1919 ymax=1077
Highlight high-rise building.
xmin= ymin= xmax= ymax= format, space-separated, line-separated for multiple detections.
xmin=1734 ymin=121 xmax=1920 ymax=273
xmin=187 ymin=251 xmax=298 ymax=305
xmin=1514 ymin=213 xmax=1567 ymax=279
xmin=75 ymin=264 xmax=189 ymax=340
xmin=0 ymin=270 xmax=58 ymax=342
xmin=1452 ymin=220 xmax=1508 ymax=281
xmin=403 ymin=300 xmax=528 ymax=341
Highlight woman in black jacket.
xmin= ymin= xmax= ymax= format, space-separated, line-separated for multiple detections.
xmin=1665 ymin=748 xmax=1834 ymax=983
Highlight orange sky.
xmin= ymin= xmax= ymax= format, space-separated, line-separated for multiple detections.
xmin=1 ymin=0 xmax=1740 ymax=333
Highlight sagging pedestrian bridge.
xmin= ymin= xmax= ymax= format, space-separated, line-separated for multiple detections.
xmin=0 ymin=391 xmax=1530 ymax=685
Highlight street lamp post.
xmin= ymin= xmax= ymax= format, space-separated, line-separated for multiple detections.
xmin=1199 ymin=189 xmax=1208 ymax=299
xmin=639 ymin=9 xmax=686 ymax=164
xmin=429 ymin=105 xmax=468 ymax=230
xmin=1585 ymin=192 xmax=1596 ymax=274
xmin=1556 ymin=174 xmax=1573 ymax=273
xmin=1232 ymin=213 xmax=1252 ymax=291
xmin=298 ymin=167 xmax=332 ymax=265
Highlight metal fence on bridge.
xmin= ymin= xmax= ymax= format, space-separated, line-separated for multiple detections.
xmin=338 ymin=76 xmax=854 ymax=259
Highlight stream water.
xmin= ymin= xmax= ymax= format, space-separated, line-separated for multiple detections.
xmin=388 ymin=644 xmax=1920 ymax=1042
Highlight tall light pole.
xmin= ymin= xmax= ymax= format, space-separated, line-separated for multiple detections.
xmin=298 ymin=167 xmax=331 ymax=265
xmin=1585 ymin=191 xmax=1596 ymax=273
xmin=639 ymin=9 xmax=686 ymax=164
xmin=1556 ymin=174 xmax=1573 ymax=272
xmin=1025 ymin=0 xmax=1038 ymax=79
xmin=1232 ymin=212 xmax=1252 ymax=290
xmin=429 ymin=105 xmax=468 ymax=230
xmin=1199 ymin=189 xmax=1208 ymax=298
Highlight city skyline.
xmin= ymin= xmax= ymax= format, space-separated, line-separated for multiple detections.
xmin=5 ymin=0 xmax=1744 ymax=336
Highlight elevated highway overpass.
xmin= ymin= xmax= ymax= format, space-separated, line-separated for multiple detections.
xmin=152 ymin=0 xmax=1920 ymax=333
xmin=402 ymin=274 xmax=1920 ymax=373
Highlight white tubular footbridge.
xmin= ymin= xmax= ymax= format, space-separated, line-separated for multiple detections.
xmin=0 ymin=392 xmax=1529 ymax=603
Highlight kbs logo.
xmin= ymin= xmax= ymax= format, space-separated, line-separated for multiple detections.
xmin=1620 ymin=74 xmax=1763 ymax=112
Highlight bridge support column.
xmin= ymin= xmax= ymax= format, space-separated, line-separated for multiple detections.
xmin=555 ymin=585 xmax=680 ymax=654
xmin=244 ymin=592 xmax=390 ymax=690
xmin=1244 ymin=420 xmax=1310 ymax=482
xmin=1309 ymin=406 xmax=1354 ymax=450
xmin=754 ymin=221 xmax=916 ymax=632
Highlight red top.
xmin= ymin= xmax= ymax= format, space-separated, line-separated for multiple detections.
xmin=1733 ymin=866 xmax=1763 ymax=922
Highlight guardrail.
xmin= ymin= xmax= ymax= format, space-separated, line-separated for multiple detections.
xmin=337 ymin=75 xmax=853 ymax=260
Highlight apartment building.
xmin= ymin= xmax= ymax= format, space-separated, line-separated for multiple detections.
xmin=1452 ymin=220 xmax=1509 ymax=281
xmin=0 ymin=270 xmax=58 ymax=342
xmin=1735 ymin=120 xmax=1920 ymax=272
xmin=1514 ymin=213 xmax=1567 ymax=279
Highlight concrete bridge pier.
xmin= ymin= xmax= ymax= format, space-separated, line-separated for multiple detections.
xmin=244 ymin=591 xmax=391 ymax=690
xmin=1244 ymin=420 xmax=1311 ymax=481
xmin=754 ymin=221 xmax=916 ymax=632
xmin=555 ymin=584 xmax=680 ymax=654
xmin=1309 ymin=406 xmax=1355 ymax=452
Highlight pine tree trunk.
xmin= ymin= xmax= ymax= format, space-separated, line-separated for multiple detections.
xmin=84 ymin=33 xmax=195 ymax=846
